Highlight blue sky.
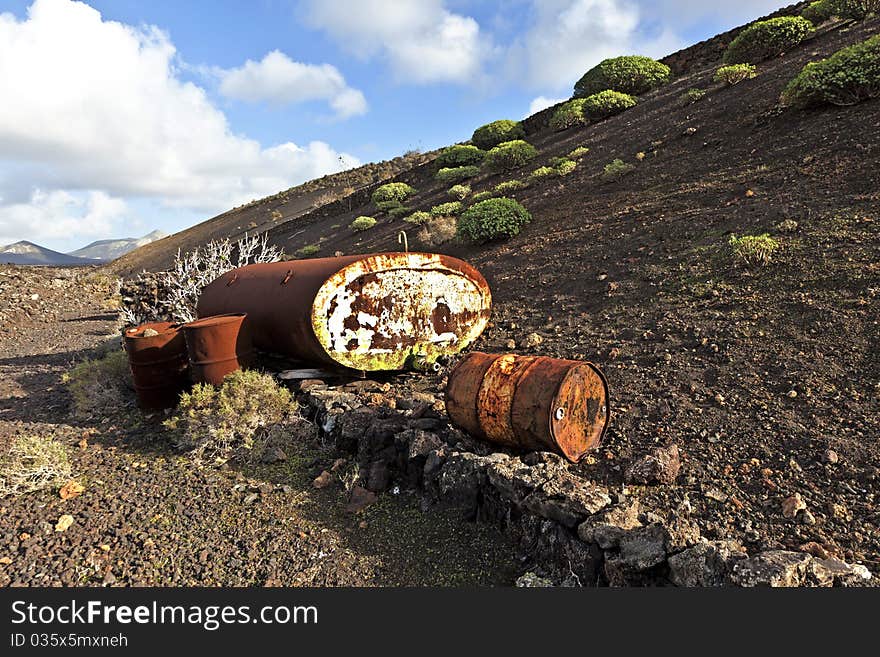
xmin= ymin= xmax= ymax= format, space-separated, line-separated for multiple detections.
xmin=0 ymin=0 xmax=785 ymax=252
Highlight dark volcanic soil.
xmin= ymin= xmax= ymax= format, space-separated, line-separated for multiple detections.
xmin=197 ymin=17 xmax=879 ymax=571
xmin=0 ymin=266 xmax=520 ymax=586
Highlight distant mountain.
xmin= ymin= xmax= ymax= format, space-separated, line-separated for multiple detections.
xmin=68 ymin=230 xmax=166 ymax=262
xmin=0 ymin=241 xmax=98 ymax=266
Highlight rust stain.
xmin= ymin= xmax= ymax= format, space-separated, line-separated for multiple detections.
xmin=182 ymin=313 xmax=253 ymax=386
xmin=123 ymin=321 xmax=190 ymax=410
xmin=197 ymin=252 xmax=491 ymax=371
xmin=447 ymin=352 xmax=610 ymax=462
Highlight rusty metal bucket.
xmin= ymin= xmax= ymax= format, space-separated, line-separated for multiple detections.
xmin=182 ymin=313 xmax=253 ymax=386
xmin=196 ymin=252 xmax=492 ymax=372
xmin=446 ymin=352 xmax=610 ymax=462
xmin=123 ymin=321 xmax=190 ymax=410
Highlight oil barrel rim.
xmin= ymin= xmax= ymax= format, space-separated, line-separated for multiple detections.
xmin=184 ymin=313 xmax=248 ymax=329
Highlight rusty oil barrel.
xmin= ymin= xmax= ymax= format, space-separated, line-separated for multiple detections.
xmin=196 ymin=253 xmax=492 ymax=372
xmin=123 ymin=321 xmax=190 ymax=410
xmin=182 ymin=313 xmax=253 ymax=386
xmin=446 ymin=352 xmax=610 ymax=462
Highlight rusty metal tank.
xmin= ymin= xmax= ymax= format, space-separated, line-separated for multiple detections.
xmin=182 ymin=313 xmax=253 ymax=386
xmin=446 ymin=352 xmax=610 ymax=463
xmin=196 ymin=253 xmax=492 ymax=372
xmin=123 ymin=321 xmax=190 ymax=410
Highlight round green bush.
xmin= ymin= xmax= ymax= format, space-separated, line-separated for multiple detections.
xmin=404 ymin=211 xmax=431 ymax=225
xmin=781 ymin=34 xmax=880 ymax=108
xmin=723 ymin=17 xmax=814 ymax=65
xmin=436 ymin=144 xmax=485 ymax=168
xmin=483 ymin=140 xmax=538 ymax=172
xmin=714 ymin=64 xmax=758 ymax=86
xmin=430 ymin=201 xmax=463 ymax=217
xmin=549 ymin=99 xmax=589 ymax=130
xmin=471 ymin=120 xmax=525 ymax=150
xmin=802 ymin=0 xmax=836 ymax=24
xmin=457 ymin=197 xmax=531 ymax=242
xmin=494 ymin=179 xmax=527 ymax=194
xmin=831 ymin=0 xmax=880 ymax=20
xmin=351 ymin=216 xmax=377 ymax=231
xmin=447 ymin=184 xmax=471 ymax=200
xmin=574 ymin=56 xmax=671 ymax=98
xmin=469 ymin=191 xmax=497 ymax=203
xmin=371 ymin=182 xmax=415 ymax=209
xmin=581 ymin=90 xmax=638 ymax=120
xmin=435 ymin=166 xmax=480 ymax=184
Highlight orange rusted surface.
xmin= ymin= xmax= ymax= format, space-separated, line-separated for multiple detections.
xmin=477 ymin=354 xmax=540 ymax=449
xmin=123 ymin=321 xmax=190 ymax=410
xmin=445 ymin=352 xmax=499 ymax=439
xmin=446 ymin=352 xmax=610 ymax=462
xmin=182 ymin=313 xmax=253 ymax=386
xmin=197 ymin=253 xmax=491 ymax=371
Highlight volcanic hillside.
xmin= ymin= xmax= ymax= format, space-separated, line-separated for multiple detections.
xmin=108 ymin=5 xmax=880 ymax=568
xmin=112 ymin=150 xmax=434 ymax=275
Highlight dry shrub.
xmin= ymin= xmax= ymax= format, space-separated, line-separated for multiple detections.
xmin=164 ymin=370 xmax=300 ymax=465
xmin=417 ymin=216 xmax=458 ymax=247
xmin=65 ymin=349 xmax=134 ymax=420
xmin=0 ymin=434 xmax=71 ymax=497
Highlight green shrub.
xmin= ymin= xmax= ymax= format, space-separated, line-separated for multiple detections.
xmin=831 ymin=0 xmax=880 ymax=20
xmin=296 ymin=244 xmax=321 ymax=257
xmin=435 ymin=166 xmax=480 ymax=184
xmin=602 ymin=159 xmax=635 ymax=180
xmin=0 ymin=434 xmax=71 ymax=497
xmin=549 ymin=99 xmax=589 ymax=130
xmin=447 ymin=184 xmax=471 ymax=200
xmin=371 ymin=182 xmax=415 ymax=209
xmin=65 ymin=349 xmax=134 ymax=420
xmin=715 ymin=64 xmax=758 ymax=86
xmin=430 ymin=201 xmax=464 ymax=217
xmin=802 ymin=0 xmax=836 ymax=24
xmin=781 ymin=35 xmax=880 ymax=107
xmin=350 ymin=216 xmax=377 ymax=231
xmin=471 ymin=120 xmax=525 ymax=150
xmin=574 ymin=56 xmax=671 ymax=97
xmin=484 ymin=140 xmax=538 ymax=172
xmin=681 ymin=88 xmax=707 ymax=104
xmin=555 ymin=159 xmax=578 ymax=176
xmin=723 ymin=17 xmax=814 ymax=65
xmin=530 ymin=166 xmax=556 ymax=180
xmin=436 ymin=144 xmax=485 ymax=168
xmin=457 ymin=197 xmax=531 ymax=242
xmin=568 ymin=146 xmax=590 ymax=159
xmin=470 ymin=191 xmax=497 ymax=203
xmin=729 ymin=234 xmax=780 ymax=267
xmin=404 ymin=210 xmax=432 ymax=225
xmin=387 ymin=205 xmax=412 ymax=218
xmin=584 ymin=90 xmax=639 ymax=120
xmin=494 ymin=179 xmax=528 ymax=194
xmin=165 ymin=370 xmax=297 ymax=464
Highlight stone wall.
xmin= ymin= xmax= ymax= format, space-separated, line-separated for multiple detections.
xmin=293 ymin=376 xmax=872 ymax=587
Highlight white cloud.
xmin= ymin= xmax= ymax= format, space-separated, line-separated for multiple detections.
xmin=508 ymin=0 xmax=682 ymax=92
xmin=527 ymin=96 xmax=568 ymax=117
xmin=0 ymin=190 xmax=128 ymax=243
xmin=0 ymin=0 xmax=359 ymax=246
xmin=510 ymin=0 xmax=784 ymax=94
xmin=301 ymin=0 xmax=487 ymax=84
xmin=218 ymin=50 xmax=367 ymax=118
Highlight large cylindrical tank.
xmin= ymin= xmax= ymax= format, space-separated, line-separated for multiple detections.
xmin=196 ymin=252 xmax=492 ymax=372
xmin=446 ymin=352 xmax=610 ymax=462
xmin=123 ymin=321 xmax=190 ymax=410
